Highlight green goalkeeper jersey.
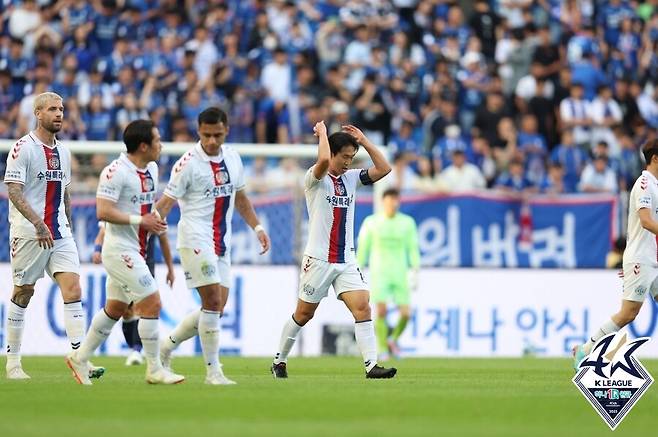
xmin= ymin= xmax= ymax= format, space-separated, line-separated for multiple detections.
xmin=357 ymin=212 xmax=420 ymax=283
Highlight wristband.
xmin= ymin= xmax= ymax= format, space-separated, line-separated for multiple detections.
xmin=129 ymin=215 xmax=143 ymax=225
xmin=94 ymin=244 xmax=102 ymax=253
xmin=254 ymin=224 xmax=265 ymax=233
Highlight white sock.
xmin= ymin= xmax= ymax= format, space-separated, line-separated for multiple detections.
xmin=273 ymin=316 xmax=303 ymax=364
xmin=163 ymin=309 xmax=200 ymax=352
xmin=584 ymin=318 xmax=621 ymax=354
xmin=199 ymin=309 xmax=221 ymax=373
xmin=355 ymin=320 xmax=378 ymax=372
xmin=77 ymin=309 xmax=118 ymax=362
xmin=63 ymin=300 xmax=85 ymax=351
xmin=139 ymin=318 xmax=163 ymax=372
xmin=6 ymin=301 xmax=26 ymax=368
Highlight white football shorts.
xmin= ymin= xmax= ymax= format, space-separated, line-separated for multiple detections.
xmin=298 ymin=255 xmax=368 ymax=304
xmin=622 ymin=263 xmax=658 ymax=302
xmin=10 ymin=237 xmax=80 ymax=285
xmin=102 ymin=249 xmax=158 ymax=304
xmin=179 ymin=247 xmax=230 ymax=289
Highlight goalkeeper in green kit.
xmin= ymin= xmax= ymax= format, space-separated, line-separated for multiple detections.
xmin=357 ymin=188 xmax=420 ymax=360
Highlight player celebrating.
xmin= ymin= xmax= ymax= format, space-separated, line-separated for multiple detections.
xmin=271 ymin=121 xmax=396 ymax=379
xmin=155 ymin=107 xmax=270 ymax=385
xmin=66 ymin=120 xmax=183 ymax=385
xmin=4 ymin=92 xmax=103 ymax=380
xmin=92 ymin=226 xmax=175 ymax=366
xmin=357 ymin=188 xmax=420 ymax=360
xmin=573 ymin=139 xmax=658 ymax=370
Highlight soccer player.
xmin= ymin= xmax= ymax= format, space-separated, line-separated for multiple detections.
xmin=573 ymin=139 xmax=658 ymax=370
xmin=271 ymin=121 xmax=397 ymax=379
xmin=357 ymin=188 xmax=420 ymax=360
xmin=66 ymin=119 xmax=184 ymax=385
xmin=155 ymin=107 xmax=270 ymax=385
xmin=92 ymin=225 xmax=175 ymax=366
xmin=4 ymin=92 xmax=103 ymax=380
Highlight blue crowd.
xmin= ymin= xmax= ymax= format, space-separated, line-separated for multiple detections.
xmin=0 ymin=0 xmax=656 ymax=194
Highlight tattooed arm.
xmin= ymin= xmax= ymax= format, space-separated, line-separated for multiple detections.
xmin=64 ymin=186 xmax=73 ymax=231
xmin=6 ymin=182 xmax=54 ymax=248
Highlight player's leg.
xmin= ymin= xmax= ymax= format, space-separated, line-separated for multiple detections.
xmin=67 ymin=297 xmax=127 ymax=385
xmin=375 ymin=302 xmax=390 ymax=360
xmin=122 ymin=303 xmax=143 ymax=366
xmin=271 ymin=299 xmax=319 ymax=378
xmin=271 ymin=256 xmax=331 ymax=378
xmin=6 ymin=238 xmax=48 ymax=379
xmin=5 ymin=284 xmax=34 ymax=379
xmin=340 ymin=289 xmax=396 ymax=379
xmin=389 ymin=281 xmax=411 ymax=358
xmin=574 ymin=263 xmax=650 ymax=370
xmin=160 ymin=248 xmax=224 ymax=372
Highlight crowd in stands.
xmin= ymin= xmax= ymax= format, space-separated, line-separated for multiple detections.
xmin=0 ymin=0 xmax=657 ymax=195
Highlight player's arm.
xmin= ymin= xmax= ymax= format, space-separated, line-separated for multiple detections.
xmin=154 ymin=194 xmax=177 ymax=219
xmin=96 ymin=198 xmax=166 ymax=234
xmin=356 ymin=216 xmax=373 ymax=267
xmin=312 ymin=120 xmax=330 ymax=180
xmin=64 ymin=186 xmax=73 ymax=230
xmin=342 ymin=124 xmax=391 ymax=183
xmin=92 ymin=225 xmax=105 ymax=264
xmin=6 ymin=182 xmax=54 ymax=249
xmin=234 ymin=189 xmax=270 ymax=255
xmin=157 ymin=231 xmax=175 ymax=288
xmin=638 ymin=208 xmax=658 ymax=235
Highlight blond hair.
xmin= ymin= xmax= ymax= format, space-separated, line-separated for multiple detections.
xmin=33 ymin=92 xmax=63 ymax=114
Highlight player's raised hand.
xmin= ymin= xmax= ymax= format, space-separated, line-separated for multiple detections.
xmin=257 ymin=228 xmax=271 ymax=255
xmin=141 ymin=213 xmax=167 ymax=235
xmin=34 ymin=220 xmax=54 ymax=249
xmin=313 ymin=120 xmax=327 ymax=138
xmin=341 ymin=124 xmax=366 ymax=144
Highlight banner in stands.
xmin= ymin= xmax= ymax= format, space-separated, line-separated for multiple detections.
xmin=2 ymin=265 xmax=657 ymax=358
xmin=0 ymin=193 xmax=618 ymax=268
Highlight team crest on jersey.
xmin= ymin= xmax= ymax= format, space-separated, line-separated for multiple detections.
xmin=141 ymin=176 xmax=154 ymax=192
xmin=335 ymin=183 xmax=346 ymax=195
xmin=48 ymin=156 xmax=60 ymax=170
xmin=215 ymin=170 xmax=229 ymax=184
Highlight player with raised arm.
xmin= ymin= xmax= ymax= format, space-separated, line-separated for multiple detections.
xmin=573 ymin=139 xmax=658 ymax=370
xmin=92 ymin=226 xmax=175 ymax=366
xmin=155 ymin=107 xmax=270 ymax=385
xmin=4 ymin=92 xmax=103 ymax=380
xmin=357 ymin=188 xmax=420 ymax=360
xmin=66 ymin=120 xmax=184 ymax=385
xmin=271 ymin=121 xmax=396 ymax=379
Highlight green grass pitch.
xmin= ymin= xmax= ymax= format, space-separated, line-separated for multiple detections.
xmin=0 ymin=357 xmax=656 ymax=436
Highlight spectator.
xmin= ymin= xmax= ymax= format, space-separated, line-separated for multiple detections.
xmin=550 ymin=129 xmax=588 ymax=193
xmin=578 ymin=155 xmax=618 ymax=193
xmin=353 ymin=72 xmax=391 ymax=145
xmin=495 ymin=157 xmax=536 ymax=194
xmin=473 ymin=92 xmax=510 ymax=147
xmin=261 ymin=47 xmax=292 ymax=104
xmin=559 ymin=82 xmax=592 ymax=148
xmin=539 ymin=162 xmax=567 ymax=195
xmin=438 ymin=149 xmax=486 ymax=192
xmin=432 ymin=124 xmax=472 ymax=173
xmin=637 ymin=83 xmax=658 ymax=129
xmin=589 ymin=84 xmax=623 ymax=155
xmin=517 ymin=114 xmax=548 ymax=186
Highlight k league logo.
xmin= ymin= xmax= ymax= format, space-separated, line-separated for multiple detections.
xmin=573 ymin=332 xmax=653 ymax=430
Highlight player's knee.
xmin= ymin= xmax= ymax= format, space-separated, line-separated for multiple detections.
xmin=352 ymin=302 xmax=371 ymax=320
xmin=376 ymin=306 xmax=387 ymax=319
xmin=202 ymin=295 xmax=222 ymax=312
xmin=294 ymin=309 xmax=315 ymax=325
xmin=137 ymin=294 xmax=162 ymax=317
xmin=619 ymin=308 xmax=640 ymax=325
xmin=61 ymin=283 xmax=82 ymax=302
xmin=399 ymin=307 xmax=411 ymax=320
xmin=12 ymin=285 xmax=35 ymax=307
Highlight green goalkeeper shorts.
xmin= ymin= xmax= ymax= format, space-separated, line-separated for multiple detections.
xmin=370 ymin=278 xmax=410 ymax=305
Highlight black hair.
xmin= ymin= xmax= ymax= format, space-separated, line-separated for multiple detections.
xmin=123 ymin=119 xmax=155 ymax=154
xmin=382 ymin=187 xmax=400 ymax=199
xmin=642 ymin=139 xmax=658 ymax=166
xmin=328 ymin=132 xmax=359 ymax=156
xmin=198 ymin=107 xmax=228 ymax=126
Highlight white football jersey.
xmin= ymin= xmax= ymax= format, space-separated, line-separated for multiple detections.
xmin=4 ymin=132 xmax=73 ymax=240
xmin=623 ymin=170 xmax=658 ymax=266
xmin=303 ymin=167 xmax=371 ymax=263
xmin=164 ymin=143 xmax=245 ymax=256
xmin=96 ymin=153 xmax=158 ymax=257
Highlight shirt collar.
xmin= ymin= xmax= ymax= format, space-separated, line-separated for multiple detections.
xmin=28 ymin=132 xmax=59 ymax=149
xmin=195 ymin=142 xmax=223 ymax=162
xmin=643 ymin=170 xmax=658 ymax=184
xmin=119 ymin=152 xmax=149 ymax=172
